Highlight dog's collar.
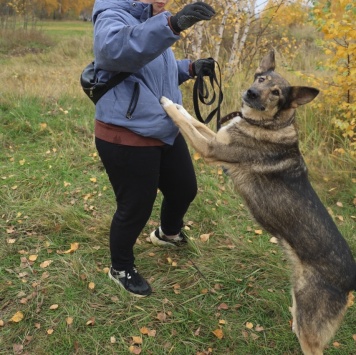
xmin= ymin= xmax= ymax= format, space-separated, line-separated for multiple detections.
xmin=220 ymin=111 xmax=242 ymax=124
xmin=220 ymin=111 xmax=295 ymax=130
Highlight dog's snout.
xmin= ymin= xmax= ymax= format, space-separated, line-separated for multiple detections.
xmin=247 ymin=88 xmax=259 ymax=99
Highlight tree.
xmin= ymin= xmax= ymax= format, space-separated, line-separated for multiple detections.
xmin=311 ymin=0 xmax=355 ymax=151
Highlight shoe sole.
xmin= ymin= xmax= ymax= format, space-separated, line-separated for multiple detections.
xmin=149 ymin=230 xmax=178 ymax=247
xmin=108 ymin=270 xmax=149 ymax=298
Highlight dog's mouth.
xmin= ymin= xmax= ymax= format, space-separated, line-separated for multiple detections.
xmin=242 ymin=97 xmax=266 ymax=111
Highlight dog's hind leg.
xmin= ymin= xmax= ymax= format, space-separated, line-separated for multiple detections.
xmin=291 ymin=285 xmax=348 ymax=355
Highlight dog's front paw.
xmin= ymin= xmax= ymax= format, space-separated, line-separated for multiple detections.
xmin=160 ymin=96 xmax=174 ymax=108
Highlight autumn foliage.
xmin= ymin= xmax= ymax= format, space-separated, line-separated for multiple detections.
xmin=310 ymin=0 xmax=356 ymax=152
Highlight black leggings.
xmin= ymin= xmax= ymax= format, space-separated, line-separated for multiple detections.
xmin=95 ymin=134 xmax=197 ymax=270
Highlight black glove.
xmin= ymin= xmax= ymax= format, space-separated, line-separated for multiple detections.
xmin=191 ymin=58 xmax=215 ymax=77
xmin=169 ymin=2 xmax=215 ymax=34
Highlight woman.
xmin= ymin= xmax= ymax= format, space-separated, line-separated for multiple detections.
xmin=92 ymin=0 xmax=215 ymax=297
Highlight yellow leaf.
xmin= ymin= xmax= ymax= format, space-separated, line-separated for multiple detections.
xmin=86 ymin=317 xmax=95 ymax=326
xmin=88 ymin=282 xmax=95 ymax=290
xmin=28 ymin=255 xmax=38 ymax=262
xmin=193 ymin=152 xmax=201 ymax=160
xmin=40 ymin=260 xmax=53 ymax=268
xmin=254 ymin=230 xmax=263 ymax=235
xmin=269 ymin=237 xmax=278 ymax=244
xmin=49 ymin=304 xmax=59 ymax=310
xmin=66 ymin=317 xmax=73 ymax=325
xmin=90 ymin=177 xmax=97 ymax=183
xmin=132 ymin=336 xmax=143 ymax=344
xmin=47 ymin=329 xmax=54 ymax=335
xmin=0 ymin=320 xmax=4 ymax=327
xmin=212 ymin=328 xmax=224 ymax=339
xmin=11 ymin=311 xmax=24 ymax=323
xmin=246 ymin=322 xmax=254 ymax=329
xmin=200 ymin=233 xmax=210 ymax=242
xmin=63 ymin=242 xmax=79 ymax=254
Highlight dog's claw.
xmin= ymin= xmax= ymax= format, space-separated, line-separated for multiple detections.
xmin=160 ymin=96 xmax=173 ymax=108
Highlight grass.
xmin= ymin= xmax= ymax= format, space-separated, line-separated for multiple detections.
xmin=0 ymin=21 xmax=355 ymax=355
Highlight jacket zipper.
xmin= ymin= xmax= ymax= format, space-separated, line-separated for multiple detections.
xmin=126 ymin=82 xmax=140 ymax=119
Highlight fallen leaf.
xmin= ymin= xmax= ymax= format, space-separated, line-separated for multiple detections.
xmin=13 ymin=344 xmax=23 ymax=354
xmin=246 ymin=322 xmax=254 ymax=329
xmin=269 ymin=237 xmax=278 ymax=244
xmin=129 ymin=346 xmax=142 ymax=354
xmin=352 ymin=334 xmax=356 ymax=341
xmin=194 ymin=326 xmax=201 ymax=336
xmin=255 ymin=324 xmax=264 ymax=332
xmin=40 ymin=260 xmax=53 ymax=268
xmin=62 ymin=242 xmax=79 ymax=254
xmin=212 ymin=328 xmax=224 ymax=339
xmin=200 ymin=233 xmax=210 ymax=242
xmin=47 ymin=329 xmax=54 ymax=335
xmin=140 ymin=327 xmax=156 ymax=337
xmin=254 ymin=229 xmax=263 ymax=235
xmin=10 ymin=311 xmax=24 ymax=323
xmin=90 ymin=177 xmax=97 ymax=183
xmin=86 ymin=317 xmax=95 ymax=326
xmin=66 ymin=317 xmax=73 ymax=325
xmin=156 ymin=312 xmax=167 ymax=322
xmin=110 ymin=336 xmax=116 ymax=344
xmin=332 ymin=341 xmax=340 ymax=348
xmin=49 ymin=304 xmax=59 ymax=310
xmin=28 ymin=255 xmax=38 ymax=262
xmin=193 ymin=152 xmax=201 ymax=160
xmin=219 ymin=319 xmax=226 ymax=325
xmin=132 ymin=336 xmax=142 ymax=345
xmin=217 ymin=303 xmax=229 ymax=310
xmin=88 ymin=282 xmax=95 ymax=290
xmin=0 ymin=320 xmax=4 ymax=326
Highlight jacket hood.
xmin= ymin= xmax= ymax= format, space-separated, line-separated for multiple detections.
xmin=92 ymin=0 xmax=151 ymax=23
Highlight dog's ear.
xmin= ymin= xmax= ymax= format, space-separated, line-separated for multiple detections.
xmin=255 ymin=50 xmax=275 ymax=75
xmin=288 ymin=87 xmax=319 ymax=108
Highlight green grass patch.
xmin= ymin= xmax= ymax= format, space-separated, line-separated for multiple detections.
xmin=0 ymin=20 xmax=355 ymax=355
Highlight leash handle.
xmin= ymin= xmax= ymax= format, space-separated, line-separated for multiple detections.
xmin=193 ymin=58 xmax=224 ymax=131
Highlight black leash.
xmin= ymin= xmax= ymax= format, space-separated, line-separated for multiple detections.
xmin=193 ymin=58 xmax=224 ymax=131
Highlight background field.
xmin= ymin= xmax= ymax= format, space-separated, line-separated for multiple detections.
xmin=0 ymin=20 xmax=355 ymax=355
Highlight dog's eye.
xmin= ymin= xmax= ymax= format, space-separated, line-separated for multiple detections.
xmin=272 ymin=90 xmax=279 ymax=96
xmin=258 ymin=77 xmax=265 ymax=83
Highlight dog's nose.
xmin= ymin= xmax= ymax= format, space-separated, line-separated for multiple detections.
xmin=246 ymin=88 xmax=259 ymax=99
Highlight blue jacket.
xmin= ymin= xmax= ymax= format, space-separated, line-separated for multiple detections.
xmin=92 ymin=0 xmax=191 ymax=145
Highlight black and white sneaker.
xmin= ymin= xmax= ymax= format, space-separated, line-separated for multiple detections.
xmin=108 ymin=266 xmax=152 ymax=297
xmin=149 ymin=227 xmax=188 ymax=247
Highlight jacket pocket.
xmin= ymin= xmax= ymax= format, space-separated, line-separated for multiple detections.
xmin=126 ymin=82 xmax=140 ymax=119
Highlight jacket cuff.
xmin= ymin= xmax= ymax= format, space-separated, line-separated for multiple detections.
xmin=168 ymin=16 xmax=180 ymax=35
xmin=189 ymin=61 xmax=195 ymax=78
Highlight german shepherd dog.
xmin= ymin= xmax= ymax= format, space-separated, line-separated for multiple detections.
xmin=160 ymin=51 xmax=356 ymax=355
